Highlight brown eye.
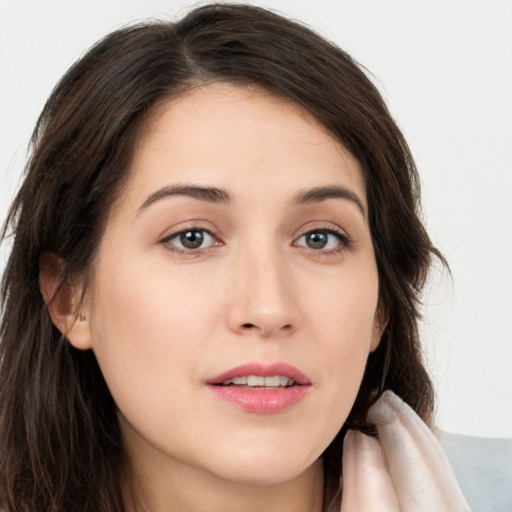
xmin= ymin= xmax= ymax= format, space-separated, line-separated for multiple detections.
xmin=163 ymin=229 xmax=216 ymax=250
xmin=180 ymin=230 xmax=205 ymax=249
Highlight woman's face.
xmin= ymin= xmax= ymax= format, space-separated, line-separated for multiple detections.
xmin=76 ymin=84 xmax=382 ymax=487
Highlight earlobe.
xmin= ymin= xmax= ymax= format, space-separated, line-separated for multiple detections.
xmin=39 ymin=252 xmax=93 ymax=350
xmin=370 ymin=306 xmax=389 ymax=352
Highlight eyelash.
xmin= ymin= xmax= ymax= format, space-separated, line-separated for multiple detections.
xmin=159 ymin=225 xmax=353 ymax=256
xmin=294 ymin=227 xmax=354 ymax=255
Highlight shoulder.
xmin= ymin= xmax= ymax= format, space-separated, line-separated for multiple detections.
xmin=437 ymin=430 xmax=512 ymax=512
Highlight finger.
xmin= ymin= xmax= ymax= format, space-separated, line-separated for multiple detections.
xmin=340 ymin=429 xmax=400 ymax=512
xmin=367 ymin=391 xmax=471 ymax=512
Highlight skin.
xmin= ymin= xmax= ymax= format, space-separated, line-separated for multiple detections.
xmin=44 ymin=84 xmax=384 ymax=512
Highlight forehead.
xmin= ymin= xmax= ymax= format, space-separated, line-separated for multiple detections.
xmin=121 ymin=83 xmax=366 ymax=212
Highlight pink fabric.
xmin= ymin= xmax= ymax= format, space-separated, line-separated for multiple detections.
xmin=338 ymin=391 xmax=471 ymax=511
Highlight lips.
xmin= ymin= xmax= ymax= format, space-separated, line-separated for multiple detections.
xmin=205 ymin=362 xmax=311 ymax=414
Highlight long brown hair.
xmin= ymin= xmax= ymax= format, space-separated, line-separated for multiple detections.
xmin=0 ymin=4 xmax=443 ymax=510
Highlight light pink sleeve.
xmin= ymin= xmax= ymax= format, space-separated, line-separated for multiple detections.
xmin=339 ymin=391 xmax=471 ymax=512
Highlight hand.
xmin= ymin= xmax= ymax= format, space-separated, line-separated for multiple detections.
xmin=340 ymin=391 xmax=471 ymax=511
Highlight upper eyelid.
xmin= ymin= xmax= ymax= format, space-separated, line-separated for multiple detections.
xmin=292 ymin=221 xmax=349 ymax=239
xmin=162 ymin=227 xmax=206 ymax=239
xmin=295 ymin=228 xmax=351 ymax=245
xmin=159 ymin=222 xmax=220 ymax=241
xmin=164 ymin=228 xmax=214 ymax=242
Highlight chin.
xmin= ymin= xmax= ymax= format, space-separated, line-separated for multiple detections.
xmin=215 ymin=463 xmax=314 ymax=487
xmin=201 ymin=441 xmax=321 ymax=486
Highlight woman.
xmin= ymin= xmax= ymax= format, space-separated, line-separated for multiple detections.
xmin=0 ymin=4 xmax=470 ymax=511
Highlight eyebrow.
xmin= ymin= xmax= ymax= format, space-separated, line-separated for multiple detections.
xmin=293 ymin=186 xmax=366 ymax=218
xmin=138 ymin=185 xmax=231 ymax=214
xmin=138 ymin=183 xmax=366 ymax=218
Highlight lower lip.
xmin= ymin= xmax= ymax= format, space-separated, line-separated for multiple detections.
xmin=206 ymin=384 xmax=309 ymax=414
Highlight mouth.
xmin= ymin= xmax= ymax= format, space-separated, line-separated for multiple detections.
xmin=207 ymin=362 xmax=311 ymax=386
xmin=205 ymin=362 xmax=311 ymax=414
xmin=218 ymin=375 xmax=298 ymax=388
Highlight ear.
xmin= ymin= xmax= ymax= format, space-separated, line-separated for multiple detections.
xmin=370 ymin=304 xmax=389 ymax=352
xmin=39 ymin=252 xmax=93 ymax=350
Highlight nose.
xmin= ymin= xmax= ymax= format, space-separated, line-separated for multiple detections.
xmin=226 ymin=245 xmax=299 ymax=338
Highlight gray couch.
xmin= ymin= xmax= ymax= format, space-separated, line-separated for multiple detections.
xmin=438 ymin=431 xmax=512 ymax=512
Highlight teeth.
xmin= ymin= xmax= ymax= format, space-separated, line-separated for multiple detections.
xmin=221 ymin=375 xmax=295 ymax=387
xmin=230 ymin=377 xmax=247 ymax=385
xmin=264 ymin=376 xmax=280 ymax=387
xmin=247 ymin=375 xmax=265 ymax=386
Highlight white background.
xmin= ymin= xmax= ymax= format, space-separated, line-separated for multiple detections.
xmin=1 ymin=0 xmax=511 ymax=438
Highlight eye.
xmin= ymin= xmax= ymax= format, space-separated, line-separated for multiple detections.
xmin=162 ymin=229 xmax=217 ymax=251
xmin=295 ymin=229 xmax=349 ymax=251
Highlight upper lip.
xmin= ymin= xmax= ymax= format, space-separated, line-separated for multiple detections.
xmin=206 ymin=362 xmax=311 ymax=385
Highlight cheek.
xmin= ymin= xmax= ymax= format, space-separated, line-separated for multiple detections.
xmin=303 ymin=268 xmax=379 ymax=415
xmin=92 ymin=253 xmax=217 ymax=342
xmin=301 ymin=258 xmax=379 ymax=352
xmin=86 ymin=256 xmax=221 ymax=417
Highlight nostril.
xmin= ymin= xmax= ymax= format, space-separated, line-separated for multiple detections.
xmin=241 ymin=323 xmax=293 ymax=332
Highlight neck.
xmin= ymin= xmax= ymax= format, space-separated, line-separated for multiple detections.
xmin=122 ymin=454 xmax=325 ymax=512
